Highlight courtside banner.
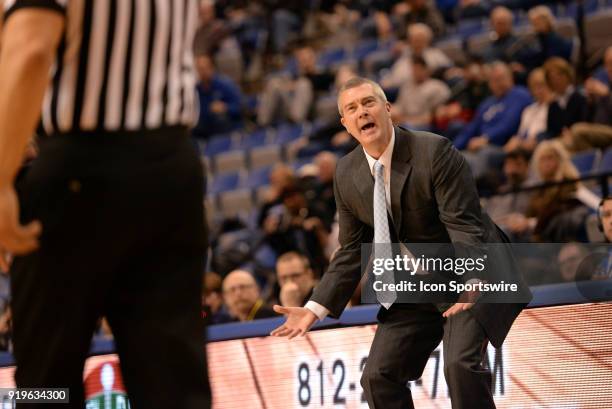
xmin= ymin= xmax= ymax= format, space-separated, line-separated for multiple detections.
xmin=0 ymin=303 xmax=610 ymax=408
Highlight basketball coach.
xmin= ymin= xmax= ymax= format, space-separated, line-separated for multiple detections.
xmin=0 ymin=1 xmax=210 ymax=408
xmin=272 ymin=77 xmax=531 ymax=409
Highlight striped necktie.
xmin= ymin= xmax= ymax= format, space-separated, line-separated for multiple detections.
xmin=373 ymin=160 xmax=396 ymax=308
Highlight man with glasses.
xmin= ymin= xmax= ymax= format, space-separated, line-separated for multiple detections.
xmin=222 ymin=270 xmax=277 ymax=322
xmin=276 ymin=252 xmax=317 ymax=307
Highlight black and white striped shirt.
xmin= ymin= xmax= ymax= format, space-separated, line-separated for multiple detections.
xmin=4 ymin=0 xmax=199 ymax=136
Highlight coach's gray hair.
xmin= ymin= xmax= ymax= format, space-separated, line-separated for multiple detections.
xmin=337 ymin=77 xmax=388 ymax=116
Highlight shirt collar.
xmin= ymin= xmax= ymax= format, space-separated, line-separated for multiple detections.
xmin=363 ymin=127 xmax=395 ymax=176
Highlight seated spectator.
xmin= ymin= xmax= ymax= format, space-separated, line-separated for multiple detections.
xmin=434 ymin=57 xmax=490 ymax=136
xmin=454 ymin=62 xmax=532 ymax=179
xmin=479 ymin=6 xmax=533 ymax=67
xmin=523 ymin=6 xmax=573 ymax=70
xmin=563 ymin=47 xmax=612 ymax=152
xmin=484 ymin=149 xmax=533 ymax=239
xmin=312 ymin=151 xmax=337 ymax=224
xmin=276 ymin=252 xmax=317 ymax=307
xmin=591 ymin=46 xmax=612 ymax=87
xmin=504 ymin=68 xmax=553 ymax=154
xmin=557 ymin=242 xmax=589 ymax=282
xmin=598 ymin=197 xmax=612 ymax=243
xmin=257 ymin=164 xmax=295 ymax=228
xmin=192 ymin=54 xmax=243 ymax=139
xmin=222 ymin=270 xmax=277 ymax=322
xmin=202 ymin=272 xmax=231 ymax=325
xmin=257 ymin=41 xmax=335 ymax=126
xmin=262 ymin=182 xmax=329 ymax=277
xmin=393 ymin=0 xmax=446 ymax=40
xmin=543 ymin=57 xmax=588 ymax=139
xmin=391 ymin=56 xmax=450 ymax=128
xmin=193 ymin=0 xmax=242 ymax=84
xmin=512 ymin=141 xmax=590 ymax=242
xmin=381 ymin=23 xmax=451 ymax=89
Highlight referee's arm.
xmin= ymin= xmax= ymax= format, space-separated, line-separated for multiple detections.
xmin=0 ymin=8 xmax=64 ymax=254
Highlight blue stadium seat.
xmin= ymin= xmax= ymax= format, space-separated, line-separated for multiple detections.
xmin=317 ymin=47 xmax=347 ymax=70
xmin=599 ymin=148 xmax=612 ymax=173
xmin=572 ymin=150 xmax=597 ymax=175
xmin=275 ymin=123 xmax=303 ymax=144
xmin=352 ymin=39 xmax=380 ymax=61
xmin=456 ymin=19 xmax=485 ymax=38
xmin=240 ymin=129 xmax=269 ymax=149
xmin=204 ymin=133 xmax=233 ymax=156
xmin=208 ymin=172 xmax=240 ymax=195
xmin=242 ymin=166 xmax=272 ymax=189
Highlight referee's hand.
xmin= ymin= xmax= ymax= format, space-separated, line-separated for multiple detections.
xmin=0 ymin=186 xmax=41 ymax=255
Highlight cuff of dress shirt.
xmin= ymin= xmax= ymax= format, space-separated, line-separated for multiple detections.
xmin=305 ymin=301 xmax=330 ymax=321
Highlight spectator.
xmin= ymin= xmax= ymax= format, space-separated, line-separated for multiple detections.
xmin=485 ymin=149 xmax=533 ymax=239
xmin=591 ymin=46 xmax=612 ymax=87
xmin=381 ymin=23 xmax=451 ymax=89
xmin=393 ymin=0 xmax=446 ymax=39
xmin=519 ymin=141 xmax=590 ymax=242
xmin=276 ymin=252 xmax=317 ymax=307
xmin=524 ymin=6 xmax=573 ymax=69
xmin=454 ymin=62 xmax=532 ymax=179
xmin=192 ymin=54 xmax=243 ymax=139
xmin=193 ymin=0 xmax=243 ymax=84
xmin=563 ymin=47 xmax=612 ymax=152
xmin=557 ymin=243 xmax=589 ymax=282
xmin=434 ymin=58 xmax=490 ymax=136
xmin=481 ymin=7 xmax=519 ymax=63
xmin=257 ymin=41 xmax=334 ymax=126
xmin=222 ymin=270 xmax=277 ymax=322
xmin=392 ymin=56 xmax=450 ymax=128
xmin=504 ymin=68 xmax=553 ymax=153
xmin=598 ymin=197 xmax=612 ymax=243
xmin=262 ymin=182 xmax=329 ymax=277
xmin=313 ymin=151 xmax=338 ymax=224
xmin=257 ymin=164 xmax=295 ymax=228
xmin=202 ymin=272 xmax=232 ymax=325
xmin=543 ymin=57 xmax=588 ymax=139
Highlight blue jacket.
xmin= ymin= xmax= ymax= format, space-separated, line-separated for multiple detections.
xmin=194 ymin=74 xmax=243 ymax=137
xmin=454 ymin=86 xmax=532 ymax=150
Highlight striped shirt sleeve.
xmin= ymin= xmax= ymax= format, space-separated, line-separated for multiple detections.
xmin=4 ymin=0 xmax=67 ymax=20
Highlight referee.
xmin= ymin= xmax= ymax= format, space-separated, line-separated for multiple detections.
xmin=0 ymin=1 xmax=211 ymax=408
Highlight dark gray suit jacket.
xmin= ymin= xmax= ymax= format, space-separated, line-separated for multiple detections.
xmin=310 ymin=127 xmax=531 ymax=348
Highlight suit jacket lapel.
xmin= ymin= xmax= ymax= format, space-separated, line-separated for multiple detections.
xmin=353 ymin=152 xmax=374 ymax=226
xmin=390 ymin=127 xmax=413 ymax=236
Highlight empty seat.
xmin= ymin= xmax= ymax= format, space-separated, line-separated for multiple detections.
xmin=242 ymin=166 xmax=273 ymax=189
xmin=572 ymin=150 xmax=597 ymax=175
xmin=317 ymin=47 xmax=347 ymax=70
xmin=213 ymin=149 xmax=246 ymax=174
xmin=249 ymin=145 xmax=282 ymax=169
xmin=275 ymin=123 xmax=304 ymax=144
xmin=240 ymin=128 xmax=269 ymax=149
xmin=204 ymin=133 xmax=233 ymax=156
xmin=208 ymin=172 xmax=240 ymax=195
xmin=218 ymin=189 xmax=254 ymax=218
xmin=599 ymin=148 xmax=612 ymax=173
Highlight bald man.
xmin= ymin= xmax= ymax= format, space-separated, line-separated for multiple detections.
xmin=222 ymin=270 xmax=277 ymax=322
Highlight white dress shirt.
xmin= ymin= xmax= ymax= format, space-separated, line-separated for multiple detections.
xmin=305 ymin=129 xmax=396 ymax=320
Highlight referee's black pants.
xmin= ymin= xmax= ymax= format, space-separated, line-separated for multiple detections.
xmin=10 ymin=127 xmax=211 ymax=408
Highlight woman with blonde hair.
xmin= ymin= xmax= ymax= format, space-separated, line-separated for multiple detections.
xmin=524 ymin=140 xmax=594 ymax=241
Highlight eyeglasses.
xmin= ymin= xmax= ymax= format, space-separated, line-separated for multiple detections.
xmin=223 ymin=283 xmax=255 ymax=295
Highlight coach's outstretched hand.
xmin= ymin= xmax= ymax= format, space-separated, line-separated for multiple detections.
xmin=270 ymin=305 xmax=318 ymax=339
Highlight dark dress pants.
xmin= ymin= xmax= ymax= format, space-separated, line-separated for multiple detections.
xmin=10 ymin=128 xmax=211 ymax=409
xmin=361 ymin=303 xmax=494 ymax=409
